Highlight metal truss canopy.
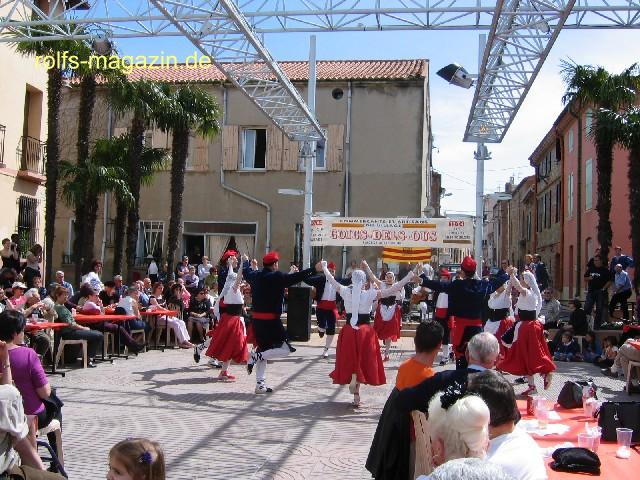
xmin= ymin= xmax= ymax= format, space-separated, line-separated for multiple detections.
xmin=1 ymin=1 xmax=639 ymax=144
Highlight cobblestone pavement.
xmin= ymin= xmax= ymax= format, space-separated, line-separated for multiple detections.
xmin=51 ymin=336 xmax=633 ymax=479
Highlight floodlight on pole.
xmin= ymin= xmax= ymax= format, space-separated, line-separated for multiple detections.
xmin=436 ymin=63 xmax=475 ymax=89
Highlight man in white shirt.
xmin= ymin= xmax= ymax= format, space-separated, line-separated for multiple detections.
xmin=468 ymin=370 xmax=547 ymax=480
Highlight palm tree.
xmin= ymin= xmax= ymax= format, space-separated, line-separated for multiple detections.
xmin=109 ymin=78 xmax=168 ymax=280
xmin=561 ymin=60 xmax=640 ymax=263
xmin=155 ymin=85 xmax=221 ymax=275
xmin=83 ymin=134 xmax=167 ymax=276
xmin=12 ymin=28 xmax=84 ymax=283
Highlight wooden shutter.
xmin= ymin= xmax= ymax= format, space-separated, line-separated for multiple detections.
xmin=326 ymin=124 xmax=344 ymax=172
xmin=282 ymin=136 xmax=299 ymax=171
xmin=222 ymin=125 xmax=239 ymax=170
xmin=193 ymin=133 xmax=209 ymax=171
xmin=266 ymin=125 xmax=283 ymax=170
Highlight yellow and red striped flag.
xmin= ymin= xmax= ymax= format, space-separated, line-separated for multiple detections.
xmin=382 ymin=247 xmax=432 ymax=263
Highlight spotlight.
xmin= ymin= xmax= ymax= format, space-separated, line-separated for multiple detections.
xmin=91 ymin=33 xmax=112 ymax=55
xmin=436 ymin=63 xmax=474 ymax=89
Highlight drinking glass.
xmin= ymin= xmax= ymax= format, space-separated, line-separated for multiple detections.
xmin=586 ymin=426 xmax=602 ymax=453
xmin=616 ymin=428 xmax=633 ymax=459
xmin=535 ymin=398 xmax=549 ymax=428
xmin=578 ymin=433 xmax=596 ymax=451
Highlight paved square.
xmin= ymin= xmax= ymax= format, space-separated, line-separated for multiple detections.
xmin=51 ymin=336 xmax=633 ymax=479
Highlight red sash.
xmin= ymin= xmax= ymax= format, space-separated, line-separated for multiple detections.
xmin=317 ymin=300 xmax=337 ymax=310
xmin=252 ymin=312 xmax=279 ymax=320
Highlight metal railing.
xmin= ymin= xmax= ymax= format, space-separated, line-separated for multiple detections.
xmin=0 ymin=124 xmax=5 ymax=165
xmin=17 ymin=135 xmax=46 ymax=174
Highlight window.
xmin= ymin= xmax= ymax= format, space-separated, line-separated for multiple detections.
xmin=585 ymin=158 xmax=593 ymax=210
xmin=17 ymin=196 xmax=38 ymax=254
xmin=137 ymin=221 xmax=164 ymax=262
xmin=585 ymin=109 xmax=593 ymax=136
xmin=241 ymin=128 xmax=267 ymax=169
xmin=567 ymin=173 xmax=574 ymax=218
xmin=315 ymin=138 xmax=326 ymax=170
xmin=555 ymin=182 xmax=561 ymax=223
xmin=568 ymin=129 xmax=574 ymax=153
xmin=586 ymin=237 xmax=593 ymax=264
xmin=526 ymin=212 xmax=532 ymax=239
xmin=537 ymin=198 xmax=543 ymax=233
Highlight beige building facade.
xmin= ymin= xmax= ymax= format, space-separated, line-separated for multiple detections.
xmin=52 ymin=60 xmax=433 ymax=281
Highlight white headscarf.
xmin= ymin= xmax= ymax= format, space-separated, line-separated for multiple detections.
xmin=349 ymin=269 xmax=366 ymax=329
xmin=523 ymin=270 xmax=542 ymax=316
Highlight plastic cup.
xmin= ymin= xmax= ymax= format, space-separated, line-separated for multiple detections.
xmin=583 ymin=397 xmax=597 ymax=417
xmin=616 ymin=428 xmax=633 ymax=458
xmin=535 ymin=399 xmax=549 ymax=429
xmin=578 ymin=433 xmax=596 ymax=451
xmin=587 ymin=426 xmax=602 ymax=453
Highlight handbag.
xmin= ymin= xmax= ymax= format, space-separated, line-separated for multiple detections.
xmin=550 ymin=447 xmax=600 ymax=474
xmin=41 ymin=387 xmax=64 ymax=427
xmin=557 ymin=379 xmax=597 ymax=409
xmin=597 ymin=401 xmax=640 ymax=442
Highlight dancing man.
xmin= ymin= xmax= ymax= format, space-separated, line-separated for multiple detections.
xmin=243 ymin=252 xmax=322 ymax=394
xmin=322 ymin=260 xmax=418 ymax=406
xmin=205 ymin=254 xmax=248 ymax=380
xmin=418 ymin=256 xmax=498 ymax=370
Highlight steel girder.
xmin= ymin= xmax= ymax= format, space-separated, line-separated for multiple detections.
xmin=1 ymin=1 xmax=639 ymax=144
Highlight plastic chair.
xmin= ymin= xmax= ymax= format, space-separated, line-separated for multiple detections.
xmin=626 ymin=360 xmax=640 ymax=394
xmin=37 ymin=439 xmax=68 ymax=478
xmin=103 ymin=332 xmax=115 ymax=356
xmin=55 ymin=339 xmax=87 ymax=368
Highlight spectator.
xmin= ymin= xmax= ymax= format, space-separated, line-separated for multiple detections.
xmin=0 ymin=288 xmax=10 ymax=313
xmin=113 ymin=275 xmax=128 ymax=301
xmin=183 ymin=266 xmax=200 ymax=296
xmin=99 ymin=281 xmax=119 ymax=306
xmin=116 ymin=287 xmax=151 ymax=335
xmin=83 ymin=260 xmax=104 ymax=293
xmin=158 ymin=261 xmax=169 ymax=284
xmin=0 ymin=267 xmax=18 ymax=290
xmin=586 ymin=247 xmax=601 ymax=270
xmin=609 ymin=264 xmax=632 ymax=320
xmin=495 ymin=260 xmax=510 ymax=285
xmin=345 ymin=260 xmax=357 ymax=279
xmin=524 ymin=254 xmax=535 ymax=272
xmin=53 ymin=286 xmax=102 ymax=368
xmin=149 ymin=283 xmax=193 ymax=349
xmin=197 ymin=256 xmax=212 ymax=288
xmin=23 ymin=244 xmax=42 ymax=289
xmin=609 ymin=245 xmax=634 ymax=273
xmin=107 ymin=438 xmax=165 ymax=480
xmin=418 ymin=458 xmax=513 ymax=480
xmin=142 ymin=277 xmax=153 ymax=296
xmin=553 ymin=332 xmax=582 ymax=362
xmin=584 ymin=255 xmax=612 ymax=329
xmin=203 ymin=267 xmax=218 ymax=291
xmin=134 ymin=281 xmax=150 ymax=308
xmin=602 ymin=334 xmax=640 ymax=384
xmin=582 ymin=331 xmax=600 ymax=363
xmin=147 ymin=258 xmax=159 ymax=284
xmin=9 ymin=282 xmax=27 ymax=309
xmin=186 ymin=288 xmax=212 ymax=342
xmin=0 ymin=310 xmax=62 ymax=458
xmin=69 ymin=284 xmax=93 ymax=309
xmin=379 ymin=262 xmax=390 ymax=281
xmin=176 ymin=278 xmax=191 ymax=306
xmin=539 ymin=288 xmax=560 ymax=329
xmin=176 ymin=256 xmax=190 ymax=279
xmin=467 ymin=370 xmax=546 ymax=480
xmin=0 ymin=238 xmax=20 ymax=272
xmin=32 ymin=276 xmax=47 ymax=300
xmin=595 ymin=336 xmax=618 ymax=369
xmin=396 ymin=322 xmax=443 ymax=390
xmin=533 ymin=254 xmax=550 ymax=292
xmin=426 ymin=390 xmax=490 ymax=469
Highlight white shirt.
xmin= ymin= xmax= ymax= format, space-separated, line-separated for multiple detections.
xmin=0 ymin=385 xmax=29 ymax=472
xmin=147 ymin=261 xmax=158 ymax=275
xmin=320 ymin=279 xmax=338 ymax=302
xmin=198 ymin=262 xmax=212 ymax=281
xmin=117 ymin=296 xmax=137 ymax=316
xmin=488 ymin=284 xmax=512 ymax=310
xmin=332 ymin=274 xmax=412 ymax=314
xmin=83 ymin=271 xmax=103 ymax=292
xmin=487 ymin=428 xmax=547 ymax=480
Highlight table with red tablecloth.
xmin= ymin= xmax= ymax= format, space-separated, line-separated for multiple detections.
xmin=516 ymin=400 xmax=640 ymax=478
xmin=73 ymin=313 xmax=136 ymax=359
xmin=24 ymin=322 xmax=69 ymax=375
xmin=140 ymin=309 xmax=179 ymax=351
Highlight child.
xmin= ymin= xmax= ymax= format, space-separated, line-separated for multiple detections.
xmin=396 ymin=321 xmax=443 ymax=390
xmin=553 ymin=332 xmax=582 ymax=362
xmin=594 ymin=336 xmax=618 ymax=368
xmin=108 ymin=438 xmax=165 ymax=480
xmin=581 ymin=331 xmax=600 ymax=363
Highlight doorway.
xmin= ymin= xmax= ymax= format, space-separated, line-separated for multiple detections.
xmin=183 ymin=235 xmax=204 ymax=265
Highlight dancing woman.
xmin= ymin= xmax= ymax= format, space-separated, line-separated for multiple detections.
xmin=206 ymin=254 xmax=248 ymax=380
xmin=322 ymin=261 xmax=417 ymax=406
xmin=485 ymin=282 xmax=515 ymax=360
xmin=364 ymin=266 xmax=404 ymax=362
xmin=497 ymin=269 xmax=555 ymax=395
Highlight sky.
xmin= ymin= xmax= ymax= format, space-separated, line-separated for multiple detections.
xmin=117 ymin=28 xmax=640 ymax=216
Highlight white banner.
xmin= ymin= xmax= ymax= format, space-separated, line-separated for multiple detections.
xmin=311 ymin=217 xmax=473 ymax=247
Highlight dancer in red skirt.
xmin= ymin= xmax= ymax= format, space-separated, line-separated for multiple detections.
xmin=206 ymin=254 xmax=248 ymax=380
xmin=485 ymin=281 xmax=515 ymax=362
xmin=497 ymin=269 xmax=555 ymax=395
xmin=366 ymin=267 xmax=404 ymax=361
xmin=322 ymin=260 xmax=418 ymax=407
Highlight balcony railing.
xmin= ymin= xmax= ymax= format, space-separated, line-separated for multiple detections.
xmin=0 ymin=124 xmax=5 ymax=166
xmin=17 ymin=135 xmax=46 ymax=174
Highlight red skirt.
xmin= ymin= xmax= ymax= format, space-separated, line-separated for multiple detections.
xmin=330 ymin=323 xmax=386 ymax=386
xmin=495 ymin=317 xmax=515 ymax=361
xmin=373 ymin=304 xmax=401 ymax=341
xmin=206 ymin=313 xmax=248 ymax=363
xmin=497 ymin=320 xmax=556 ymax=376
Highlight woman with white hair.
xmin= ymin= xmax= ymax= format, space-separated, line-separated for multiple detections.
xmin=424 ymin=385 xmax=491 ymax=473
xmin=497 ymin=268 xmax=555 ymax=395
xmin=365 ymin=266 xmax=404 ymax=362
xmin=322 ymin=260 xmax=418 ymax=406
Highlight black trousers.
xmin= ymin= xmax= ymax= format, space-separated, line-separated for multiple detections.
xmin=609 ymin=289 xmax=632 ymax=319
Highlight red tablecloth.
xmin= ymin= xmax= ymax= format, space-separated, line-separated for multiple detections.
xmin=141 ymin=309 xmax=178 ymax=316
xmin=24 ymin=322 xmax=68 ymax=331
xmin=73 ymin=314 xmax=136 ymax=324
xmin=516 ymin=400 xmax=640 ymax=478
xmin=623 ymin=324 xmax=640 ymax=333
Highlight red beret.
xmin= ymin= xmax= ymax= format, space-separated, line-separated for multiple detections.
xmin=439 ymin=268 xmax=451 ymax=278
xmin=263 ymin=251 xmax=279 ymax=265
xmin=327 ymin=261 xmax=336 ymax=270
xmin=461 ymin=256 xmax=477 ymax=273
xmin=220 ymin=250 xmax=238 ymax=263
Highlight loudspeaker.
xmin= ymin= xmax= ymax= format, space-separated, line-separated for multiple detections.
xmin=286 ymin=286 xmax=312 ymax=341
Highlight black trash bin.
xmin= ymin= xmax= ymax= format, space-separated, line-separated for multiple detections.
xmin=286 ymin=286 xmax=312 ymax=341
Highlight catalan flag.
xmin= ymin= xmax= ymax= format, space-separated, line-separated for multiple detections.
xmin=382 ymin=247 xmax=432 ymax=262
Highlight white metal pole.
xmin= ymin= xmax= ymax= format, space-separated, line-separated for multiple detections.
xmin=474 ymin=33 xmax=487 ymax=277
xmin=302 ymin=35 xmax=317 ymax=269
